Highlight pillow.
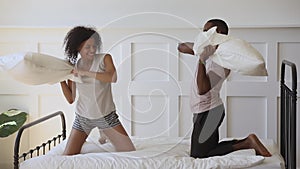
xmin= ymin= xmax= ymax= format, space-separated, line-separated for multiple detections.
xmin=6 ymin=52 xmax=82 ymax=85
xmin=0 ymin=53 xmax=25 ymax=71
xmin=193 ymin=27 xmax=268 ymax=76
xmin=193 ymin=27 xmax=230 ymax=55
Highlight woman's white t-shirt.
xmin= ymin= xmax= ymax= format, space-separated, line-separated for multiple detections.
xmin=75 ymin=54 xmax=116 ymax=119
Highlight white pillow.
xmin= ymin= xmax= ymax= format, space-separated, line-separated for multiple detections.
xmin=193 ymin=27 xmax=230 ymax=55
xmin=193 ymin=27 xmax=268 ymax=76
xmin=0 ymin=53 xmax=25 ymax=71
xmin=7 ymin=52 xmax=82 ymax=85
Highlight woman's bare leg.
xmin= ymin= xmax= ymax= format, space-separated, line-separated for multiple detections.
xmin=233 ymin=133 xmax=272 ymax=157
xmin=103 ymin=124 xmax=136 ymax=152
xmin=63 ymin=128 xmax=88 ymax=155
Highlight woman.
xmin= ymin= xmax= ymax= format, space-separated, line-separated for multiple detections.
xmin=60 ymin=26 xmax=135 ymax=155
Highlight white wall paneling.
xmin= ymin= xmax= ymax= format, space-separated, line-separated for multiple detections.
xmin=227 ymin=96 xmax=267 ymax=138
xmin=0 ymin=27 xmax=299 ymax=168
xmin=114 ymin=33 xmax=182 ymax=137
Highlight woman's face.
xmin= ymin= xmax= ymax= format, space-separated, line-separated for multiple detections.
xmin=79 ymin=38 xmax=97 ymax=61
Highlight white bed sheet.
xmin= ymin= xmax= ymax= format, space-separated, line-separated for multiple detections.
xmin=20 ymin=136 xmax=284 ymax=169
xmin=246 ymin=139 xmax=285 ymax=169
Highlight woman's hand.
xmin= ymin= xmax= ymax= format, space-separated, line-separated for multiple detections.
xmin=200 ymin=45 xmax=217 ymax=62
xmin=72 ymin=68 xmax=87 ymax=77
xmin=72 ymin=68 xmax=95 ymax=78
xmin=71 ymin=69 xmax=78 ymax=76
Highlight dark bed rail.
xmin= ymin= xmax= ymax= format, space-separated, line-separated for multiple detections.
xmin=14 ymin=111 xmax=66 ymax=169
xmin=280 ymin=60 xmax=297 ymax=169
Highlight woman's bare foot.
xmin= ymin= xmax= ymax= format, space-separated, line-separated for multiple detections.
xmin=99 ymin=130 xmax=109 ymax=144
xmin=233 ymin=133 xmax=272 ymax=157
xmin=99 ymin=136 xmax=108 ymax=144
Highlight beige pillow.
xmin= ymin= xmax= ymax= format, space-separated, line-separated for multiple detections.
xmin=7 ymin=52 xmax=81 ymax=85
xmin=193 ymin=27 xmax=268 ymax=76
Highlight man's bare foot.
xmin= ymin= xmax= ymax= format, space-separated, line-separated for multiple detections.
xmin=246 ymin=134 xmax=272 ymax=157
xmin=233 ymin=133 xmax=272 ymax=157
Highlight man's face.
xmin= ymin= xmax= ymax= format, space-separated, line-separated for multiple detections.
xmin=203 ymin=22 xmax=214 ymax=32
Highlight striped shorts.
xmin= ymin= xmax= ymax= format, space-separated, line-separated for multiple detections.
xmin=72 ymin=111 xmax=121 ymax=134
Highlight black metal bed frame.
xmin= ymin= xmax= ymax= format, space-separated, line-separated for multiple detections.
xmin=13 ymin=111 xmax=66 ymax=169
xmin=13 ymin=60 xmax=297 ymax=169
xmin=280 ymin=60 xmax=297 ymax=169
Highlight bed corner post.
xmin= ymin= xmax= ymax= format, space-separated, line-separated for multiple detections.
xmin=280 ymin=60 xmax=297 ymax=169
xmin=58 ymin=111 xmax=66 ymax=140
xmin=14 ymin=125 xmax=25 ymax=169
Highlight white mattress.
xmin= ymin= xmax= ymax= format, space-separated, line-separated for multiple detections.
xmin=20 ymin=136 xmax=284 ymax=169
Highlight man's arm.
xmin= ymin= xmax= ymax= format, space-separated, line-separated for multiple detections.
xmin=197 ymin=45 xmax=221 ymax=95
xmin=178 ymin=42 xmax=194 ymax=55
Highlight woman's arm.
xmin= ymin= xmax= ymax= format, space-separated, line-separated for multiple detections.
xmin=75 ymin=54 xmax=117 ymax=83
xmin=60 ymin=79 xmax=76 ymax=104
xmin=177 ymin=42 xmax=194 ymax=55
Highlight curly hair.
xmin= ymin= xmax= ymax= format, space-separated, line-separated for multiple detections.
xmin=206 ymin=19 xmax=229 ymax=35
xmin=63 ymin=26 xmax=102 ymax=64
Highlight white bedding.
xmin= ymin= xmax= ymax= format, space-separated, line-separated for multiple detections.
xmin=19 ymin=136 xmax=284 ymax=169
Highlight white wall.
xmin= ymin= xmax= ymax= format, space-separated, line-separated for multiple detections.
xmin=0 ymin=0 xmax=300 ymax=28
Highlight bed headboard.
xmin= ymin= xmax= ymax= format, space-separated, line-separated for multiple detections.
xmin=280 ymin=60 xmax=297 ymax=169
xmin=13 ymin=111 xmax=66 ymax=169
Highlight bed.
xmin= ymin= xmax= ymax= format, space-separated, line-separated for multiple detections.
xmin=13 ymin=60 xmax=297 ymax=169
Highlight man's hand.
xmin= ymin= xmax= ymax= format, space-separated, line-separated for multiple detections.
xmin=200 ymin=45 xmax=217 ymax=62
